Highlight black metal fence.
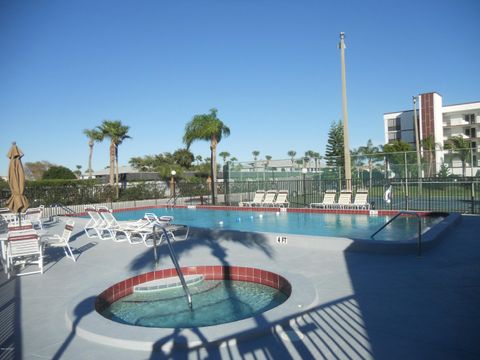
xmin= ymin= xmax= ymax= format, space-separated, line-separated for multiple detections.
xmin=221 ymin=177 xmax=480 ymax=214
xmin=1 ymin=177 xmax=479 ymax=214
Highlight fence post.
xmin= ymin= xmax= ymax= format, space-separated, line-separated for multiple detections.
xmin=471 ymin=179 xmax=475 ymax=214
xmin=223 ymin=163 xmax=230 ymax=206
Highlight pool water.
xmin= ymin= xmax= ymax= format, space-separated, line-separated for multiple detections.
xmin=101 ymin=280 xmax=288 ymax=328
xmin=114 ymin=208 xmax=443 ymax=241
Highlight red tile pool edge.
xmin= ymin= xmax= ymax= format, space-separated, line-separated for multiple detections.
xmin=95 ymin=266 xmax=292 ymax=312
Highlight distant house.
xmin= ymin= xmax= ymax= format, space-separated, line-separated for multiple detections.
xmin=234 ymin=159 xmax=322 ymax=173
xmin=86 ymin=166 xmax=161 ymax=185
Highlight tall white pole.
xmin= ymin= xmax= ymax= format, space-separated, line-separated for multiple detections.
xmin=413 ymin=96 xmax=422 ymax=176
xmin=339 ymin=32 xmax=352 ymax=190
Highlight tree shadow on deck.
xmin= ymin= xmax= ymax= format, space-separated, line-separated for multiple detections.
xmin=128 ymin=227 xmax=275 ymax=273
xmin=0 ymin=271 xmax=22 ymax=360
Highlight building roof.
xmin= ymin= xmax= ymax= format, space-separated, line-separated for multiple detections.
xmin=383 ymin=93 xmax=480 ymax=116
xmin=89 ymin=166 xmax=157 ymax=176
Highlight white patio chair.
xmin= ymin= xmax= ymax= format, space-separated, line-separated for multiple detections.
xmin=310 ymin=190 xmax=337 ymax=209
xmin=1 ymin=211 xmax=19 ymax=225
xmin=43 ymin=220 xmax=76 ymax=262
xmin=23 ymin=206 xmax=44 ymax=230
xmin=6 ymin=227 xmax=43 ymax=277
xmin=272 ymin=190 xmax=289 ymax=208
xmin=239 ymin=190 xmax=265 ymax=207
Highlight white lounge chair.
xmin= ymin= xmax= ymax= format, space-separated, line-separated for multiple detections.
xmin=43 ymin=220 xmax=76 ymax=262
xmin=272 ymin=190 xmax=289 ymax=208
xmin=96 ymin=206 xmax=153 ymax=242
xmin=129 ymin=213 xmax=190 ymax=247
xmin=240 ymin=190 xmax=266 ymax=207
xmin=331 ymin=190 xmax=352 ymax=209
xmin=260 ymin=190 xmax=278 ymax=207
xmin=84 ymin=206 xmax=106 ymax=238
xmin=310 ymin=191 xmax=337 ymax=209
xmin=350 ymin=190 xmax=370 ymax=210
xmin=6 ymin=223 xmax=43 ymax=277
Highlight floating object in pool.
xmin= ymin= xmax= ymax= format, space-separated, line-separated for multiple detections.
xmin=250 ymin=215 xmax=254 ymax=219
xmin=236 ymin=217 xmax=241 ymax=222
xmin=259 ymin=214 xmax=263 ymax=218
xmin=219 ymin=221 xmax=224 ymax=226
xmin=276 ymin=212 xmax=280 ymax=215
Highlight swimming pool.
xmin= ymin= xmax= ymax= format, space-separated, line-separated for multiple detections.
xmin=114 ymin=207 xmax=444 ymax=241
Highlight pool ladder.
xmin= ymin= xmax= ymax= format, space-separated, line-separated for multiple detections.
xmin=152 ymin=224 xmax=193 ymax=310
xmin=370 ymin=211 xmax=422 ymax=256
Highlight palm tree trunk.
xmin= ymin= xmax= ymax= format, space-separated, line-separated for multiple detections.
xmin=109 ymin=142 xmax=115 ymax=187
xmin=210 ymin=137 xmax=218 ymax=204
xmin=88 ymin=140 xmax=94 ymax=179
xmin=115 ymin=146 xmax=119 ymax=199
xmin=368 ymin=159 xmax=373 ymax=190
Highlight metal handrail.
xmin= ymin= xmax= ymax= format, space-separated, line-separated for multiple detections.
xmin=52 ymin=203 xmax=77 ymax=214
xmin=152 ymin=223 xmax=192 ymax=310
xmin=166 ymin=192 xmax=178 ymax=207
xmin=371 ymin=210 xmax=422 ymax=256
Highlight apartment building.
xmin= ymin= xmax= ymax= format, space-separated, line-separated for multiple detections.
xmin=384 ymin=92 xmax=480 ymax=176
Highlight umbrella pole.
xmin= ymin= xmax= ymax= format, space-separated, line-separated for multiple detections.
xmin=18 ymin=211 xmax=22 ymax=226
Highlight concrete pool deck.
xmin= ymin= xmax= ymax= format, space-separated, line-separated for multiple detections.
xmin=1 ymin=214 xmax=479 ymax=359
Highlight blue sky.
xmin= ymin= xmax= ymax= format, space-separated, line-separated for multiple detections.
xmin=1 ymin=0 xmax=479 ymax=174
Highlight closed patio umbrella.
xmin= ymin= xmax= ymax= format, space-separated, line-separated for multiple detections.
xmin=6 ymin=142 xmax=29 ymax=221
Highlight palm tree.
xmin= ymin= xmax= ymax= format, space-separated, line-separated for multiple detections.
xmin=358 ymin=139 xmax=380 ymax=188
xmin=287 ymin=150 xmax=296 ymax=171
xmin=421 ymin=135 xmax=443 ymax=177
xmin=311 ymin=151 xmax=321 ymax=173
xmin=97 ymin=120 xmax=131 ymax=198
xmin=304 ymin=150 xmax=318 ymax=169
xmin=252 ymin=150 xmax=260 ymax=161
xmin=350 ymin=147 xmax=364 ymax=180
xmin=195 ymin=155 xmax=203 ymax=165
xmin=265 ymin=155 xmax=272 ymax=169
xmin=382 ymin=140 xmax=412 ymax=178
xmin=74 ymin=165 xmax=82 ymax=179
xmin=183 ymin=108 xmax=230 ymax=204
xmin=219 ymin=151 xmax=231 ymax=163
xmin=83 ymin=128 xmax=104 ymax=179
xmin=447 ymin=136 xmax=471 ymax=176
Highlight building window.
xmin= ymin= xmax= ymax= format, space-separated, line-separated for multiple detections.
xmin=471 ymin=128 xmax=477 ymax=138
xmin=388 ymin=131 xmax=401 ymax=141
xmin=388 ymin=118 xmax=401 ymax=131
xmin=465 ymin=114 xmax=475 ymax=124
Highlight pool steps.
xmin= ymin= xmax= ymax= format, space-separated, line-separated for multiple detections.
xmin=134 ymin=274 xmax=204 ymax=293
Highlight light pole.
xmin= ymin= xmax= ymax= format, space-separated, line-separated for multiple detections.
xmin=170 ymin=170 xmax=176 ymax=199
xmin=339 ymin=32 xmax=352 ymax=191
xmin=302 ymin=167 xmax=308 ymax=207
xmin=413 ymin=96 xmax=422 ymax=194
